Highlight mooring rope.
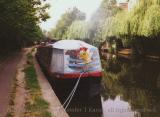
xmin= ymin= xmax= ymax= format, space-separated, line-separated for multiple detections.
xmin=63 ymin=72 xmax=85 ymax=110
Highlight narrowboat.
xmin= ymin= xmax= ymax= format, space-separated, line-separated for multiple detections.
xmin=36 ymin=40 xmax=102 ymax=102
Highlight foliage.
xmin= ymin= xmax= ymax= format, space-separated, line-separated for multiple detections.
xmin=48 ymin=0 xmax=160 ymax=54
xmin=0 ymin=0 xmax=50 ymax=53
xmin=141 ymin=5 xmax=160 ymax=37
xmin=49 ymin=0 xmax=120 ymax=45
xmin=108 ymin=0 xmax=160 ymax=38
xmin=98 ymin=0 xmax=160 ymax=55
xmin=50 ymin=7 xmax=86 ymax=39
xmin=65 ymin=20 xmax=90 ymax=40
xmin=89 ymin=0 xmax=122 ymax=45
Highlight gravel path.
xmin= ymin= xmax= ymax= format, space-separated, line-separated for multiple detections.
xmin=13 ymin=50 xmax=28 ymax=117
xmin=0 ymin=51 xmax=22 ymax=117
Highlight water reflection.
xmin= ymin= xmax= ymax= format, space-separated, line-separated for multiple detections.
xmin=66 ymin=94 xmax=102 ymax=117
xmin=102 ymin=96 xmax=140 ymax=117
xmin=45 ymin=76 xmax=103 ymax=117
xmin=101 ymin=52 xmax=160 ymax=117
xmin=46 ymin=75 xmax=103 ymax=117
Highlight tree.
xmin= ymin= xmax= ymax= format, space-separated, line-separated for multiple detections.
xmin=89 ymin=0 xmax=121 ymax=45
xmin=122 ymin=0 xmax=160 ymax=38
xmin=101 ymin=0 xmax=160 ymax=55
xmin=65 ymin=21 xmax=90 ymax=40
xmin=141 ymin=5 xmax=160 ymax=37
xmin=102 ymin=0 xmax=160 ymax=38
xmin=50 ymin=7 xmax=86 ymax=39
xmin=0 ymin=0 xmax=50 ymax=53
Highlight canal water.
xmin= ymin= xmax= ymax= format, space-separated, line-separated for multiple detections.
xmin=100 ymin=53 xmax=160 ymax=117
xmin=45 ymin=53 xmax=160 ymax=117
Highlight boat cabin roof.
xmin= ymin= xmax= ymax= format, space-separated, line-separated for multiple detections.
xmin=49 ymin=40 xmax=97 ymax=50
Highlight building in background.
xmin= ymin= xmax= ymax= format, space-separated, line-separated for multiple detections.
xmin=117 ymin=0 xmax=128 ymax=10
xmin=116 ymin=0 xmax=138 ymax=11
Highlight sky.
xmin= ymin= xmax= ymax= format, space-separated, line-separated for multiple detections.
xmin=40 ymin=0 xmax=103 ymax=31
xmin=40 ymin=0 xmax=126 ymax=31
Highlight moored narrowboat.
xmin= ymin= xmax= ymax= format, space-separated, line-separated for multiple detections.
xmin=36 ymin=40 xmax=102 ymax=101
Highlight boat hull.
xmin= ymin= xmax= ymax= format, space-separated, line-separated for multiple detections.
xmin=47 ymin=75 xmax=102 ymax=103
xmin=36 ymin=56 xmax=102 ymax=102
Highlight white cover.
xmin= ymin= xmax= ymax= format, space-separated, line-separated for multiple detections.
xmin=50 ymin=49 xmax=64 ymax=73
xmin=50 ymin=40 xmax=96 ymax=50
xmin=50 ymin=40 xmax=102 ymax=74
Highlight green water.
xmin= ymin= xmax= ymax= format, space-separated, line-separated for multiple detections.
xmin=101 ymin=53 xmax=160 ymax=117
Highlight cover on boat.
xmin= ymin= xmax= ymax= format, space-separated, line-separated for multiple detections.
xmin=49 ymin=40 xmax=102 ymax=75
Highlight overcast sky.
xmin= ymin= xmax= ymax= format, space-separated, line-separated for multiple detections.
xmin=40 ymin=0 xmax=126 ymax=31
xmin=40 ymin=0 xmax=103 ymax=31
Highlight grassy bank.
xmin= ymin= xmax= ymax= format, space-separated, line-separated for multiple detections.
xmin=24 ymin=51 xmax=52 ymax=117
xmin=6 ymin=48 xmax=52 ymax=117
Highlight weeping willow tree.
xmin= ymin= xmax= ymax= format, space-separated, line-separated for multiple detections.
xmin=102 ymin=11 xmax=129 ymax=38
xmin=100 ymin=0 xmax=160 ymax=54
xmin=102 ymin=0 xmax=160 ymax=38
xmin=65 ymin=20 xmax=90 ymax=40
xmin=128 ymin=0 xmax=160 ymax=55
xmin=122 ymin=0 xmax=160 ymax=38
xmin=141 ymin=5 xmax=160 ymax=37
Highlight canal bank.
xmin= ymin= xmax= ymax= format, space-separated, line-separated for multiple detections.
xmin=5 ymin=48 xmax=69 ymax=117
xmin=33 ymin=53 xmax=69 ymax=117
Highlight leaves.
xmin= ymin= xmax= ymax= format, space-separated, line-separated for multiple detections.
xmin=102 ymin=0 xmax=160 ymax=39
xmin=141 ymin=5 xmax=160 ymax=37
xmin=50 ymin=7 xmax=86 ymax=39
xmin=66 ymin=21 xmax=90 ymax=40
xmin=48 ymin=0 xmax=160 ymax=48
xmin=0 ymin=0 xmax=49 ymax=52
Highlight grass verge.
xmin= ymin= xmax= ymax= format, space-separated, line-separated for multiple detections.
xmin=24 ymin=51 xmax=52 ymax=117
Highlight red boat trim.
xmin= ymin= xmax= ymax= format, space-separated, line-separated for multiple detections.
xmin=50 ymin=71 xmax=102 ymax=79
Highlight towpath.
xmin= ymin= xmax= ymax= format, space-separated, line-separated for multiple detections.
xmin=0 ymin=51 xmax=22 ymax=117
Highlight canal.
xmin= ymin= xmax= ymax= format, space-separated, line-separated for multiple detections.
xmin=100 ymin=53 xmax=160 ymax=117
xmin=45 ymin=53 xmax=160 ymax=117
